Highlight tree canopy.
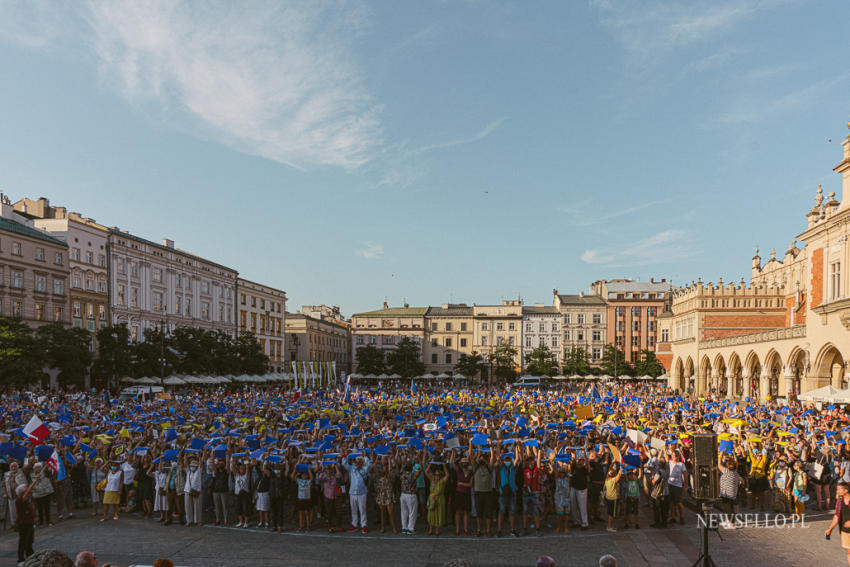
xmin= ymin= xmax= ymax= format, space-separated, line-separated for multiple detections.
xmin=525 ymin=345 xmax=558 ymax=377
xmin=386 ymin=337 xmax=425 ymax=378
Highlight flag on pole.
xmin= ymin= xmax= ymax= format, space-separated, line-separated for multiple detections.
xmin=411 ymin=377 xmax=416 ymax=395
xmin=344 ymin=374 xmax=351 ymax=402
xmin=590 ymin=384 xmax=602 ymax=403
xmin=292 ymin=361 xmax=299 ymax=390
xmin=23 ymin=415 xmax=50 ymax=445
xmin=46 ymin=448 xmax=60 ymax=475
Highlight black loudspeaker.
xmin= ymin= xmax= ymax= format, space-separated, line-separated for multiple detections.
xmin=692 ymin=433 xmax=719 ymax=500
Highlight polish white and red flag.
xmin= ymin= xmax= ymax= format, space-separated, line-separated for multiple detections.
xmin=23 ymin=415 xmax=50 ymax=445
xmin=46 ymin=449 xmax=59 ymax=473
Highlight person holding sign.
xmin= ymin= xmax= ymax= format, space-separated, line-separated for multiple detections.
xmin=425 ymin=460 xmax=449 ymax=536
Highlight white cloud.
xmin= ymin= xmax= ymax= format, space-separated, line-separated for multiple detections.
xmin=0 ymin=1 xmax=383 ymax=170
xmin=415 ymin=118 xmax=506 ymax=154
xmin=355 ymin=241 xmax=384 ymax=260
xmin=560 ymin=200 xmax=664 ymax=227
xmin=580 ymin=229 xmax=697 ymax=267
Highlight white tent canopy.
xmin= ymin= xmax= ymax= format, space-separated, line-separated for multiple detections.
xmin=798 ymin=385 xmax=846 ymax=403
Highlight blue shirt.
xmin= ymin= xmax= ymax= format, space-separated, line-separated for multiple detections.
xmin=342 ymin=457 xmax=371 ymax=495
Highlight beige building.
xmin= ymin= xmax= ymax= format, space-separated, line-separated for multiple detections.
xmin=14 ymin=198 xmax=109 ymax=349
xmin=237 ymin=278 xmax=287 ymax=372
xmin=553 ymin=291 xmax=608 ymax=366
xmin=521 ymin=305 xmax=562 ymax=370
xmin=666 ymin=118 xmax=850 ymax=400
xmin=424 ymin=304 xmax=475 ymax=374
xmin=285 ymin=308 xmax=351 ymax=373
xmin=0 ymin=196 xmax=70 ymax=328
xmin=473 ymin=300 xmax=523 ymax=378
xmin=350 ymin=304 xmax=427 ymax=372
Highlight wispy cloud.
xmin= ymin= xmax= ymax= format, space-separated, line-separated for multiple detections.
xmin=0 ymin=1 xmax=383 ymax=171
xmin=580 ymin=229 xmax=698 ymax=267
xmin=415 ymin=118 xmax=505 ymax=154
xmin=591 ymin=0 xmax=788 ymax=60
xmin=560 ymin=200 xmax=664 ymax=227
xmin=355 ymin=241 xmax=384 ymax=260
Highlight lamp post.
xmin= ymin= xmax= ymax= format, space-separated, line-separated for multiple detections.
xmin=158 ymin=304 xmax=167 ymax=386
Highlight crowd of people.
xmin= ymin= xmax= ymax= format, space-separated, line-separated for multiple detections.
xmin=1 ymin=379 xmax=848 ymax=565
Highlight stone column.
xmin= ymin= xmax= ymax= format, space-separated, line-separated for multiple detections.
xmin=725 ymin=369 xmax=734 ymax=400
xmin=760 ymin=370 xmax=771 ymax=401
xmin=783 ymin=365 xmax=794 ymax=401
xmin=742 ymin=371 xmax=751 ymax=401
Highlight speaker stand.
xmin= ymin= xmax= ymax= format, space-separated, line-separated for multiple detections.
xmin=692 ymin=502 xmax=718 ymax=567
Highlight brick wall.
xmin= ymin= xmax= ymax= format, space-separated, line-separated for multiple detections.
xmin=784 ymin=293 xmax=808 ymax=326
xmin=658 ymin=352 xmax=673 ymax=370
xmin=701 ymin=313 xmax=786 ymax=339
xmin=810 ymin=248 xmax=824 ymax=308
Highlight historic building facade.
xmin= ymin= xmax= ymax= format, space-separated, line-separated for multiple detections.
xmin=473 ymin=300 xmax=523 ymax=378
xmin=14 ymin=198 xmax=109 ymax=349
xmin=424 ymin=304 xmax=475 ymax=374
xmin=109 ymin=231 xmax=237 ymax=342
xmin=0 ymin=197 xmax=69 ymax=328
xmin=553 ymin=291 xmax=608 ymax=367
xmin=286 ymin=305 xmax=351 ymax=377
xmin=667 ymin=120 xmax=850 ymax=400
xmin=591 ymin=279 xmax=669 ymax=365
xmin=237 ymin=278 xmax=286 ymax=372
xmin=521 ymin=305 xmax=562 ymax=370
xmin=350 ymin=304 xmax=427 ymax=372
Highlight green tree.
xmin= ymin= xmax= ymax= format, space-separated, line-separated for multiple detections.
xmin=454 ymin=351 xmax=485 ymax=379
xmin=0 ymin=317 xmax=43 ymax=386
xmin=491 ymin=343 xmax=519 ymax=381
xmin=525 ymin=345 xmax=558 ymax=376
xmin=93 ymin=324 xmax=133 ymax=385
xmin=600 ymin=344 xmax=634 ymax=377
xmin=562 ymin=347 xmax=592 ymax=376
xmin=235 ymin=331 xmax=269 ymax=374
xmin=37 ymin=323 xmax=92 ymax=387
xmin=386 ymin=337 xmax=425 ymax=378
xmin=355 ymin=344 xmax=386 ymax=375
xmin=634 ymin=349 xmax=664 ymax=377
xmin=131 ymin=327 xmax=176 ymax=378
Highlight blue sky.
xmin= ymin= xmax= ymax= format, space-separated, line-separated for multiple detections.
xmin=0 ymin=1 xmax=848 ymax=315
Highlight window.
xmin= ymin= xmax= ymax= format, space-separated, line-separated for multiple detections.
xmin=552 ymin=323 xmax=559 ymax=332
xmin=11 ymin=242 xmax=22 ymax=256
xmin=431 ymin=323 xmax=438 ymax=331
xmin=131 ymin=326 xmax=138 ymax=342
xmin=86 ymin=251 xmax=93 ymax=264
xmin=383 ymin=336 xmax=394 ymax=345
xmin=647 ymin=306 xmax=657 ymax=317
xmin=460 ymin=322 xmax=467 ymax=331
xmin=86 ymin=278 xmax=93 ymax=291
xmin=552 ymin=336 xmax=559 ymax=346
xmin=130 ymin=263 xmax=139 ymax=278
xmin=592 ymin=313 xmax=601 ymax=324
xmin=616 ymin=306 xmax=625 ymax=317
xmin=592 ymin=348 xmax=601 ymax=360
xmin=496 ymin=322 xmax=504 ymax=331
xmin=632 ymin=320 xmax=640 ymax=332
xmin=71 ymin=247 xmax=80 ymax=260
xmin=99 ymin=254 xmax=106 ymax=267
xmin=186 ymin=297 xmax=191 ymax=315
xmin=831 ymin=262 xmax=842 ymax=301
xmin=54 ymin=252 xmax=63 ymax=265
xmin=564 ymin=313 xmax=571 ymax=324
xmin=508 ymin=322 xmax=516 ymax=331
xmin=86 ymin=303 xmax=94 ymax=319
xmin=176 ymin=297 xmax=183 ymax=315
xmin=615 ymin=336 xmax=625 ymax=348
xmin=131 ymin=287 xmax=138 ymax=307
xmin=631 ymin=336 xmax=640 ymax=346
xmin=648 ymin=321 xmax=656 ymax=332
xmin=118 ymin=285 xmax=125 ymax=305
xmin=98 ymin=305 xmax=106 ymax=320
xmin=11 ymin=271 xmax=23 ymax=288
xmin=241 ymin=294 xmax=246 ymax=305
xmin=72 ymin=275 xmax=81 ymax=289
xmin=564 ymin=330 xmax=570 ymax=341
xmin=481 ymin=322 xmax=489 ymax=331
xmin=445 ymin=338 xmax=452 ymax=347
xmin=526 ymin=323 xmax=532 ymax=332
xmin=508 ymin=336 xmax=515 ymax=346
xmin=152 ymin=292 xmax=163 ymax=312
xmin=481 ymin=336 xmax=488 ymax=346
xmin=356 ymin=335 xmax=364 ymax=345
xmin=35 ymin=248 xmax=44 ymax=261
xmin=203 ymin=281 xmax=210 ymax=294
xmin=539 ymin=322 xmax=545 ymax=332
xmin=431 ymin=353 xmax=438 ymax=363
xmin=445 ymin=353 xmax=452 ymax=364
xmin=577 ymin=313 xmax=585 ymax=324
xmin=592 ymin=330 xmax=601 ymax=342
xmin=526 ymin=336 xmax=532 ymax=347
xmin=152 ymin=268 xmax=162 ymax=283
xmin=12 ymin=301 xmax=22 ymax=317
xmin=431 ymin=338 xmax=438 ymax=347
xmin=576 ymin=330 xmax=584 ymax=341
xmin=98 ymin=280 xmax=106 ymax=293
xmin=369 ymin=336 xmax=376 ymax=344
xmin=538 ymin=336 xmax=545 ymax=346
xmin=35 ymin=304 xmax=43 ymax=321
xmin=616 ymin=321 xmax=625 ymax=331
xmin=460 ymin=338 xmax=467 ymax=347
xmin=445 ymin=323 xmax=452 ymax=331
xmin=54 ymin=306 xmax=63 ymax=322
xmin=632 ymin=306 xmax=641 ymax=317
xmin=661 ymin=329 xmax=669 ymax=342
xmin=202 ymin=301 xmax=210 ymax=320
xmin=35 ymin=275 xmax=46 ymax=292
xmin=251 ymin=296 xmax=256 ymax=307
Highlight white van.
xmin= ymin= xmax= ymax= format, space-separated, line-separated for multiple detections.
xmin=119 ymin=385 xmax=165 ymax=402
xmin=511 ymin=376 xmax=546 ymax=389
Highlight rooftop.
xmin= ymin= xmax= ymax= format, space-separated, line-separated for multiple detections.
xmin=352 ymin=306 xmax=428 ymax=318
xmin=0 ymin=216 xmax=67 ymax=247
xmin=556 ymin=294 xmax=606 ymax=305
xmin=522 ymin=305 xmax=559 ymax=314
xmin=426 ymin=305 xmax=474 ymax=316
xmin=602 ymin=280 xmax=672 ymax=293
xmin=109 ymin=229 xmax=237 ymax=275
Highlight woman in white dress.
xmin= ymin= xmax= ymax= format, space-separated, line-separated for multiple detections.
xmin=149 ymin=460 xmax=169 ymax=522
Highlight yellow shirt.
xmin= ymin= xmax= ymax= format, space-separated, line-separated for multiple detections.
xmin=604 ymin=477 xmax=619 ymax=500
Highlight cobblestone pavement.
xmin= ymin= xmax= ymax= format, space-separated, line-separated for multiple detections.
xmin=0 ymin=505 xmax=844 ymax=567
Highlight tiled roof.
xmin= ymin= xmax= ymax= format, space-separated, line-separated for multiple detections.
xmin=557 ymin=294 xmax=606 ymax=305
xmin=109 ymin=229 xmax=237 ymax=274
xmin=0 ymin=217 xmax=67 ymax=247
xmin=522 ymin=306 xmax=559 ymax=314
xmin=352 ymin=307 xmax=428 ymax=318
xmin=603 ymin=281 xmax=671 ymax=293
xmin=426 ymin=306 xmax=474 ymax=316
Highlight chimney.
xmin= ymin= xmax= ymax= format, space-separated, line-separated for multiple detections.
xmin=553 ymin=288 xmax=559 ymax=296
xmin=383 ymin=301 xmax=388 ymax=309
xmin=163 ymin=238 xmax=175 ymax=249
xmin=404 ymin=302 xmax=409 ymax=308
xmin=579 ymin=291 xmax=584 ymax=298
xmin=661 ymin=278 xmax=666 ymax=283
xmin=650 ymin=278 xmax=655 ymax=283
